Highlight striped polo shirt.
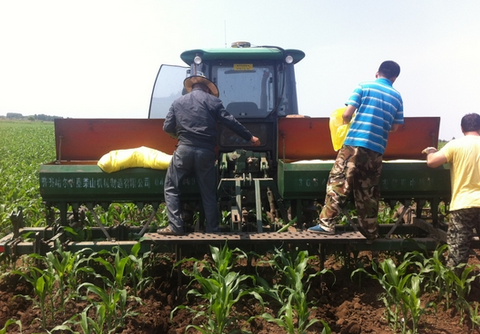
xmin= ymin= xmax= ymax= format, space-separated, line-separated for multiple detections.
xmin=343 ymin=77 xmax=403 ymax=154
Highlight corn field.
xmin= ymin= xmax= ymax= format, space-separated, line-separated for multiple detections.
xmin=0 ymin=120 xmax=55 ymax=237
xmin=1 ymin=120 xmax=480 ymax=334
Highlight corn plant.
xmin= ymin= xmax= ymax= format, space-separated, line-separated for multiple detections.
xmin=377 ymin=201 xmax=399 ymax=224
xmin=44 ymin=240 xmax=93 ymax=311
xmin=276 ymin=217 xmax=297 ymax=232
xmin=418 ymin=254 xmax=480 ymax=328
xmin=400 ymin=275 xmax=428 ymax=333
xmin=468 ymin=302 xmax=480 ymax=331
xmin=155 ymin=203 xmax=169 ymax=228
xmin=410 ymin=244 xmax=451 ymax=305
xmin=0 ymin=319 xmax=22 ymax=334
xmin=13 ymin=264 xmax=56 ymax=330
xmin=77 ymin=282 xmax=138 ymax=332
xmin=112 ymin=241 xmax=154 ymax=296
xmin=74 ymin=307 xmax=106 ymax=334
xmin=446 ymin=263 xmax=480 ymax=324
xmin=352 ymin=256 xmax=432 ymax=334
xmin=81 ymin=203 xmax=164 ymax=229
xmin=63 ymin=224 xmax=93 ymax=242
xmin=87 ymin=247 xmax=131 ymax=289
xmin=74 ymin=245 xmax=143 ymax=332
xmin=172 ymin=242 xmax=261 ymax=334
xmin=86 ymin=243 xmax=152 ymax=293
xmin=53 ymin=243 xmax=151 ymax=334
xmin=56 ymin=302 xmax=111 ymax=334
xmin=256 ymin=247 xmax=334 ymax=334
xmin=412 ymin=243 xmax=480 ymax=324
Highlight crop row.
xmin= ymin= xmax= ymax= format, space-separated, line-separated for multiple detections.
xmin=0 ymin=121 xmax=56 ymax=237
xmin=1 ymin=241 xmax=480 ymax=334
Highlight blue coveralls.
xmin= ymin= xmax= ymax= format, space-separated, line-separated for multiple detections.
xmin=163 ymin=87 xmax=253 ymax=233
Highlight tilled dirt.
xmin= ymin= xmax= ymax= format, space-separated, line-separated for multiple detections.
xmin=1 ymin=250 xmax=480 ymax=334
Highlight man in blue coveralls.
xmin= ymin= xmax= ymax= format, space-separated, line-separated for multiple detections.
xmin=309 ymin=61 xmax=404 ymax=243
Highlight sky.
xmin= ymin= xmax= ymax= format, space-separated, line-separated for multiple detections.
xmin=1 ymin=0 xmax=480 ymax=140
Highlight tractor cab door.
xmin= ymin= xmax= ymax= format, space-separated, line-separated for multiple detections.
xmin=149 ymin=64 xmax=189 ymax=119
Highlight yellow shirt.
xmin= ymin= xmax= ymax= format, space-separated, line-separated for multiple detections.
xmin=442 ymin=135 xmax=480 ymax=211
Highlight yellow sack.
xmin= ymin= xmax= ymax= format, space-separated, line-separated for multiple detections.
xmin=329 ymin=107 xmax=354 ymax=151
xmin=97 ymin=146 xmax=172 ymax=173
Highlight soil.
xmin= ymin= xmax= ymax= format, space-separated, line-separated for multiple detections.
xmin=1 ymin=249 xmax=480 ymax=334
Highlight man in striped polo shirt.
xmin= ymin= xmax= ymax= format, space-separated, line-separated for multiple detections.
xmin=309 ymin=61 xmax=404 ymax=242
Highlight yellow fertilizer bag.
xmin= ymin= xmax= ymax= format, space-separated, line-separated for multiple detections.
xmin=329 ymin=107 xmax=354 ymax=151
xmin=98 ymin=146 xmax=172 ymax=173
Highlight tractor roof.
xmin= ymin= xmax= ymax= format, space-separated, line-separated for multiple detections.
xmin=180 ymin=46 xmax=305 ymax=65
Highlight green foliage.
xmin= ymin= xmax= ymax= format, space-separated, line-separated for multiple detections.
xmin=446 ymin=263 xmax=480 ymax=324
xmin=352 ymin=254 xmax=433 ymax=334
xmin=124 ymin=241 xmax=155 ymax=296
xmin=276 ymin=217 xmax=297 ymax=232
xmin=63 ymin=245 xmax=149 ymax=332
xmin=410 ymin=243 xmax=480 ymax=325
xmin=82 ymin=203 xmax=165 ymax=229
xmin=173 ymin=242 xmax=261 ymax=334
xmin=468 ymin=302 xmax=480 ymax=331
xmin=353 ymin=246 xmax=480 ymax=334
xmin=5 ymin=241 xmax=150 ymax=333
xmin=256 ymin=247 xmax=333 ymax=334
xmin=377 ymin=201 xmax=403 ymax=224
xmin=77 ymin=282 xmax=136 ymax=332
xmin=84 ymin=244 xmax=153 ymax=292
xmin=0 ymin=319 xmax=22 ymax=334
xmin=0 ymin=120 xmax=55 ymax=236
xmin=44 ymin=240 xmax=94 ymax=309
xmin=13 ymin=262 xmax=56 ymax=329
xmin=74 ymin=308 xmax=106 ymax=334
xmin=410 ymin=244 xmax=452 ymax=306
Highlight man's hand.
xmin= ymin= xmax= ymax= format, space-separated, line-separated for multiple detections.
xmin=422 ymin=147 xmax=438 ymax=155
xmin=251 ymin=136 xmax=261 ymax=146
xmin=422 ymin=146 xmax=447 ymax=168
xmin=342 ymin=105 xmax=356 ymax=124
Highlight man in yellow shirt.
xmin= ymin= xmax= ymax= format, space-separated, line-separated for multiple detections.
xmin=423 ymin=113 xmax=480 ymax=269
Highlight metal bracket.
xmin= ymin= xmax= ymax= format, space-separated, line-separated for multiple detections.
xmin=230 ymin=206 xmax=241 ymax=231
xmin=10 ymin=207 xmax=24 ymax=239
xmin=218 ymin=175 xmax=289 ymax=232
xmin=138 ymin=206 xmax=158 ymax=236
xmin=385 ymin=205 xmax=411 ymax=239
xmin=90 ymin=209 xmax=113 ymax=241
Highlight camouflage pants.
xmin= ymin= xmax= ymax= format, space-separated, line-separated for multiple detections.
xmin=319 ymin=145 xmax=382 ymax=238
xmin=447 ymin=208 xmax=480 ymax=268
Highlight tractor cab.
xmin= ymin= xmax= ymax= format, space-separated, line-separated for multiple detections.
xmin=148 ymin=43 xmax=305 ymax=162
xmin=149 ymin=42 xmax=305 ymax=120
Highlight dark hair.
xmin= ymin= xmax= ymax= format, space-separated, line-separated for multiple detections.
xmin=192 ymin=82 xmax=209 ymax=91
xmin=378 ymin=61 xmax=401 ymax=80
xmin=461 ymin=113 xmax=480 ymax=132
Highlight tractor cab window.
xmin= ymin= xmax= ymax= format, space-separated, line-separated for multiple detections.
xmin=213 ymin=63 xmax=275 ymax=119
xmin=149 ymin=65 xmax=188 ymax=119
xmin=148 ymin=62 xmax=293 ymax=119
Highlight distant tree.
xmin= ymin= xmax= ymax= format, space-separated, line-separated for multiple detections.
xmin=438 ymin=139 xmax=450 ymax=149
xmin=6 ymin=112 xmax=23 ymax=119
xmin=34 ymin=114 xmax=63 ymax=121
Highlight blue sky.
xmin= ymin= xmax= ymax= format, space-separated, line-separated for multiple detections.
xmin=1 ymin=0 xmax=479 ymax=140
